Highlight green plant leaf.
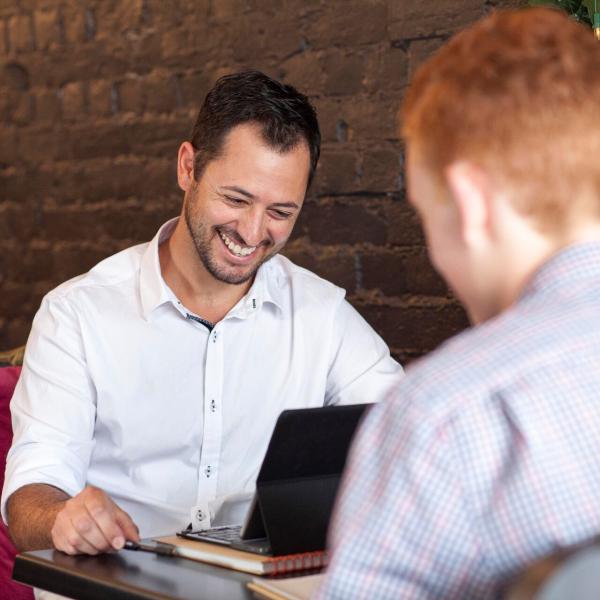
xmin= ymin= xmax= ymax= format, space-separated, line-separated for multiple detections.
xmin=528 ymin=0 xmax=593 ymax=25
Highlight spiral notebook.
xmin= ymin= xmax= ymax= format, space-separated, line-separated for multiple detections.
xmin=154 ymin=535 xmax=328 ymax=575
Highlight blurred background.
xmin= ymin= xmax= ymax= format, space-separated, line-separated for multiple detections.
xmin=0 ymin=0 xmax=525 ymax=362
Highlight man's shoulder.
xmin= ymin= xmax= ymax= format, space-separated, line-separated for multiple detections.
xmin=395 ymin=296 xmax=599 ymax=425
xmin=46 ymin=242 xmax=148 ymax=305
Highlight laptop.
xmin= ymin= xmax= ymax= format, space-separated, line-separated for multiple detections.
xmin=177 ymin=403 xmax=369 ymax=556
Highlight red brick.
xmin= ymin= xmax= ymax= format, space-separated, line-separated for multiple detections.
xmin=383 ymin=198 xmax=426 ymax=247
xmin=41 ymin=158 xmax=177 ymax=204
xmin=11 ymin=90 xmax=34 ymax=124
xmin=388 ymin=0 xmax=483 ymax=40
xmin=89 ymin=79 xmax=113 ymax=117
xmin=314 ymin=150 xmax=360 ymax=195
xmin=208 ymin=0 xmax=254 ymax=20
xmin=3 ymin=61 xmax=30 ymax=90
xmin=0 ymin=282 xmax=26 ymax=320
xmin=34 ymin=7 xmax=60 ymax=51
xmin=0 ymin=124 xmax=17 ymax=164
xmin=297 ymin=200 xmax=388 ymax=246
xmin=361 ymin=249 xmax=449 ymax=297
xmin=321 ymin=50 xmax=368 ymax=96
xmin=0 ymin=89 xmax=33 ymax=124
xmin=178 ymin=71 xmax=212 ymax=111
xmin=18 ymin=124 xmax=64 ymax=162
xmin=1 ymin=18 xmax=9 ymax=55
xmin=361 ymin=147 xmax=403 ymax=191
xmin=408 ymin=38 xmax=446 ymax=78
xmin=131 ymin=33 xmax=164 ymax=74
xmin=2 ymin=242 xmax=54 ymax=283
xmin=331 ymin=95 xmax=401 ymax=143
xmin=279 ymin=51 xmax=324 ymax=96
xmin=144 ymin=0 xmax=210 ymax=25
xmin=0 ymin=202 xmax=38 ymax=242
xmin=4 ymin=316 xmax=32 ymax=348
xmin=311 ymin=98 xmax=350 ymax=144
xmin=99 ymin=205 xmax=177 ymax=242
xmin=116 ymin=77 xmax=143 ymax=114
xmin=61 ymin=81 xmax=86 ymax=121
xmin=355 ymin=301 xmax=469 ymax=353
xmin=0 ymin=90 xmax=9 ymax=121
xmin=231 ymin=15 xmax=303 ymax=63
xmin=304 ymin=1 xmax=388 ymax=49
xmin=35 ymin=88 xmax=61 ymax=121
xmin=364 ymin=46 xmax=409 ymax=93
xmin=8 ymin=13 xmax=34 ymax=53
xmin=0 ymin=166 xmax=52 ymax=202
xmin=40 ymin=206 xmax=106 ymax=242
xmin=143 ymin=72 xmax=178 ymax=114
xmin=161 ymin=25 xmax=212 ymax=63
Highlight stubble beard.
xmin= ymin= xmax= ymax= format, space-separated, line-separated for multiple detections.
xmin=184 ymin=199 xmax=280 ymax=285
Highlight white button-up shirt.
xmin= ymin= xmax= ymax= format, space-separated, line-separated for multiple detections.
xmin=2 ymin=219 xmax=402 ymax=537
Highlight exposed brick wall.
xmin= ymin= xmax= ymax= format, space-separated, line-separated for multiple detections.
xmin=0 ymin=0 xmax=526 ymax=362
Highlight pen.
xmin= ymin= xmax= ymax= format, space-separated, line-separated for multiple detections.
xmin=123 ymin=540 xmax=176 ymax=557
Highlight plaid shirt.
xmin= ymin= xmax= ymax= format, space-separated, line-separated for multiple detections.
xmin=316 ymin=242 xmax=600 ymax=599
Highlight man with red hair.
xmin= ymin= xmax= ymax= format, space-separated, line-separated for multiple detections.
xmin=317 ymin=7 xmax=600 ymax=599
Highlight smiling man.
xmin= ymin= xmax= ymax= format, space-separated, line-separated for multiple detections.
xmin=2 ymin=71 xmax=402 ymax=557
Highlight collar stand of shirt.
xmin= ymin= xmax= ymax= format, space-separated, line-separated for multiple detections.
xmin=139 ymin=218 xmax=283 ymax=323
xmin=520 ymin=240 xmax=600 ymax=304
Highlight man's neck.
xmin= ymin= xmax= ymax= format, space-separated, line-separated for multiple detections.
xmin=469 ymin=218 xmax=600 ymax=325
xmin=158 ymin=219 xmax=253 ymax=324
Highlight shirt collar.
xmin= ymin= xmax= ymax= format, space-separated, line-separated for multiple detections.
xmin=520 ymin=241 xmax=600 ymax=302
xmin=225 ymin=258 xmax=284 ymax=320
xmin=140 ymin=218 xmax=285 ymax=320
xmin=139 ymin=218 xmax=179 ymax=320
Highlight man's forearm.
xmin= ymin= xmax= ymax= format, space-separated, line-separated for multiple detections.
xmin=6 ymin=483 xmax=70 ymax=551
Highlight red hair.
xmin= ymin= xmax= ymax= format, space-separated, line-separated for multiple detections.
xmin=402 ymin=8 xmax=600 ymax=228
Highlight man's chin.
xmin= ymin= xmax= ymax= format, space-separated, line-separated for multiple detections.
xmin=209 ymin=262 xmax=261 ymax=285
xmin=202 ymin=245 xmax=279 ymax=285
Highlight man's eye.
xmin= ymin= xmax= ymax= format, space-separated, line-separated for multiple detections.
xmin=225 ymin=196 xmax=246 ymax=205
xmin=270 ymin=209 xmax=293 ymax=220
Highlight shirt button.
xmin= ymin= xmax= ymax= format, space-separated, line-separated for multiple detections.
xmin=210 ymin=399 xmax=216 ymax=413
xmin=205 ymin=465 xmax=212 ymax=478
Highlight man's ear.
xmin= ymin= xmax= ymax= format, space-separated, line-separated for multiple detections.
xmin=177 ymin=142 xmax=196 ymax=192
xmin=444 ymin=161 xmax=492 ymax=248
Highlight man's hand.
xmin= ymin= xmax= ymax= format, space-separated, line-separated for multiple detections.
xmin=51 ymin=485 xmax=139 ymax=555
xmin=6 ymin=483 xmax=140 ymax=554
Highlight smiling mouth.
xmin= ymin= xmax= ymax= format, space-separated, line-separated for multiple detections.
xmin=219 ymin=230 xmax=258 ymax=258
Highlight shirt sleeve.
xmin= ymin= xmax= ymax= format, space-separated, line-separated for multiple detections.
xmin=1 ymin=294 xmax=96 ymax=523
xmin=324 ymin=297 xmax=403 ymax=406
xmin=315 ymin=391 xmax=490 ymax=600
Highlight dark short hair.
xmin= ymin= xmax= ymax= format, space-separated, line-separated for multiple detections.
xmin=190 ymin=70 xmax=321 ymax=190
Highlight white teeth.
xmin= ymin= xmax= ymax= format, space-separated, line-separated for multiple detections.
xmin=219 ymin=232 xmax=257 ymax=257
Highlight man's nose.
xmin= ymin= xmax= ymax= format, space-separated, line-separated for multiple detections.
xmin=238 ymin=209 xmax=267 ymax=247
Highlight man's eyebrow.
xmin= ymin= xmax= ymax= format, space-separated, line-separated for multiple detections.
xmin=221 ymin=186 xmax=300 ymax=209
xmin=271 ymin=201 xmax=300 ymax=210
xmin=221 ymin=185 xmax=255 ymax=199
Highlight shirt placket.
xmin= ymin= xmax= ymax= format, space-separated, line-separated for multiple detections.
xmin=191 ymin=324 xmax=224 ymax=530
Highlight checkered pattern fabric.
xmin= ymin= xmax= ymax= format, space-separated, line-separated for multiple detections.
xmin=316 ymin=242 xmax=600 ymax=599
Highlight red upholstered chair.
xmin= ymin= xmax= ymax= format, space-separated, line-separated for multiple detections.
xmin=0 ymin=354 xmax=34 ymax=599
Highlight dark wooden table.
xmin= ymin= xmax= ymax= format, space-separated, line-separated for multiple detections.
xmin=13 ymin=548 xmax=255 ymax=600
